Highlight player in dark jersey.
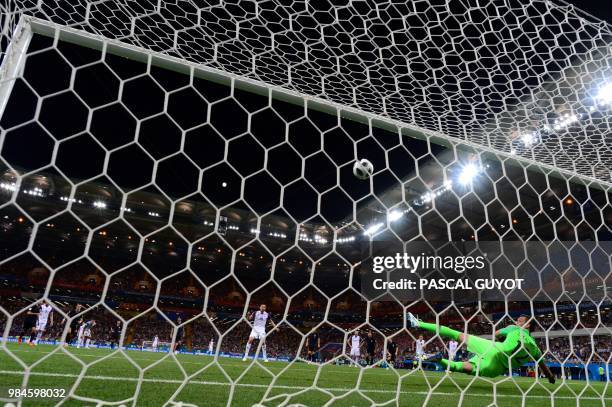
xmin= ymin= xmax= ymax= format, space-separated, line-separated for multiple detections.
xmin=306 ymin=330 xmax=321 ymax=363
xmin=173 ymin=316 xmax=184 ymax=353
xmin=386 ymin=338 xmax=398 ymax=367
xmin=109 ymin=320 xmax=121 ymax=349
xmin=364 ymin=331 xmax=376 ymax=365
xmin=63 ymin=303 xmax=84 ymax=346
xmin=19 ymin=307 xmax=38 ymax=345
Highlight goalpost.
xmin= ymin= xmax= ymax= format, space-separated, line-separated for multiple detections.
xmin=0 ymin=1 xmax=610 ymax=406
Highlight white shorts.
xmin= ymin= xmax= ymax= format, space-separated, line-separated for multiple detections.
xmin=249 ymin=328 xmax=266 ymax=340
xmin=350 ymin=347 xmax=360 ymax=357
xmin=83 ymin=329 xmax=91 ymax=337
xmin=36 ymin=320 xmax=48 ymax=331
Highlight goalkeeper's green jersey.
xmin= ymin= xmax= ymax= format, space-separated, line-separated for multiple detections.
xmin=497 ymin=325 xmax=542 ymax=369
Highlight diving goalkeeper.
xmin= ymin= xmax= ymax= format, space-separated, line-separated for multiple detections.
xmin=407 ymin=312 xmax=555 ymax=383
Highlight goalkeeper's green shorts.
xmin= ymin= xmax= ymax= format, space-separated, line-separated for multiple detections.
xmin=466 ymin=335 xmax=506 ymax=378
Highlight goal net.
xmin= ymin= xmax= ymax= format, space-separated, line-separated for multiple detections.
xmin=0 ymin=1 xmax=610 ymax=406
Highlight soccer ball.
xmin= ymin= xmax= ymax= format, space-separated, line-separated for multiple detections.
xmin=353 ymin=159 xmax=374 ymax=180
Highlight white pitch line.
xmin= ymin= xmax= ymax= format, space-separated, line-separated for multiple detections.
xmin=4 ymin=348 xmax=319 ymax=372
xmin=0 ymin=350 xmax=592 ymax=387
xmin=0 ymin=370 xmax=609 ymax=401
xmin=2 ymin=348 xmax=609 ymax=391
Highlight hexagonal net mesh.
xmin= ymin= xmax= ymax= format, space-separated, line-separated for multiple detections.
xmin=0 ymin=0 xmax=612 ymax=183
xmin=0 ymin=3 xmax=610 ymax=407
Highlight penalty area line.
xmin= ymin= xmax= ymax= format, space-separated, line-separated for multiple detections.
xmin=1 ymin=348 xmax=607 ymax=391
xmin=2 ymin=348 xmax=605 ymax=391
xmin=0 ymin=370 xmax=609 ymax=400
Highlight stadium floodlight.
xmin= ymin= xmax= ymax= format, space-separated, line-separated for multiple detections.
xmin=363 ymin=222 xmax=384 ymax=236
xmin=0 ymin=182 xmax=16 ymax=192
xmin=520 ymin=132 xmax=538 ymax=147
xmin=421 ymin=192 xmax=433 ymax=203
xmin=313 ymin=234 xmax=328 ymax=244
xmin=457 ymin=163 xmax=479 ymax=185
xmin=552 ymin=113 xmax=580 ymax=131
xmin=23 ymin=187 xmax=43 ymax=197
xmin=387 ymin=210 xmax=403 ymax=222
xmin=595 ymin=82 xmax=612 ymax=107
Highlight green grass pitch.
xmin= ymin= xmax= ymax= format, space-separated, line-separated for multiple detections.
xmin=0 ymin=343 xmax=609 ymax=406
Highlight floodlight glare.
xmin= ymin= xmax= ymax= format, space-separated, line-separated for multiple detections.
xmin=363 ymin=222 xmax=384 ymax=236
xmin=458 ymin=163 xmax=479 ymax=185
xmin=595 ymin=83 xmax=612 ymax=106
xmin=387 ymin=210 xmax=403 ymax=222
xmin=520 ymin=132 xmax=537 ymax=146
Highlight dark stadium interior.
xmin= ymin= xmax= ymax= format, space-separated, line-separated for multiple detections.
xmin=0 ymin=33 xmax=610 ymax=370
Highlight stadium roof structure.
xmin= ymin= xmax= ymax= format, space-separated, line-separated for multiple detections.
xmin=1 ymin=0 xmax=611 ymax=186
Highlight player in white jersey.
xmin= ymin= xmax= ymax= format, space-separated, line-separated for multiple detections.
xmin=347 ymin=330 xmax=361 ymax=366
xmin=243 ymin=304 xmax=275 ymax=362
xmin=448 ymin=339 xmax=458 ymax=361
xmin=76 ymin=317 xmax=85 ymax=348
xmin=34 ymin=301 xmax=53 ymax=345
xmin=415 ymin=335 xmax=426 ymax=361
xmin=152 ymin=335 xmax=159 ymax=351
xmin=83 ymin=321 xmax=93 ymax=348
xmin=78 ymin=320 xmax=95 ymax=348
xmin=208 ymin=338 xmax=215 ymax=354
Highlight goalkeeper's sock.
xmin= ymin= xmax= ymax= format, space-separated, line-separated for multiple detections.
xmin=418 ymin=321 xmax=461 ymax=341
xmin=440 ymin=359 xmax=464 ymax=373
